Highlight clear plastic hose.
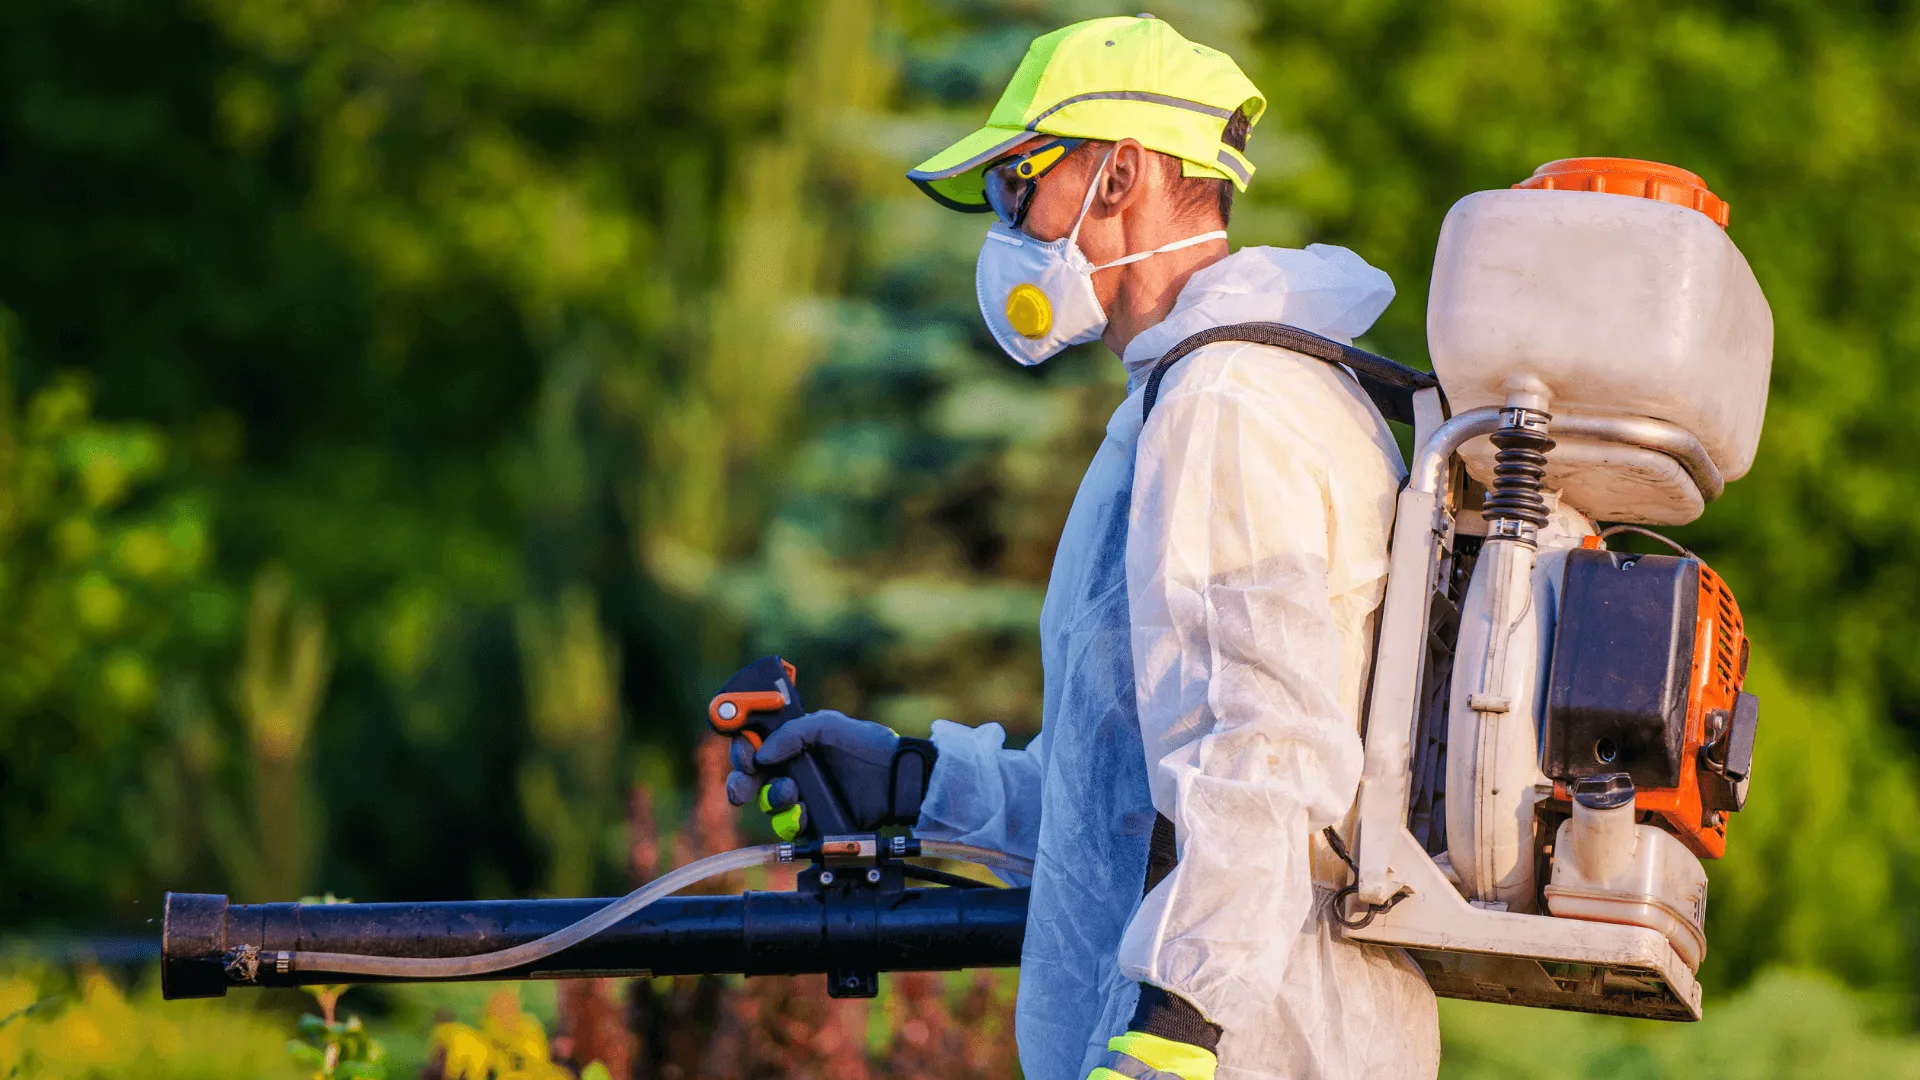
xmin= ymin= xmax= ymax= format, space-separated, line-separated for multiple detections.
xmin=288 ymin=839 xmax=1034 ymax=979
xmin=919 ymin=840 xmax=1034 ymax=878
xmin=292 ymin=844 xmax=783 ymax=978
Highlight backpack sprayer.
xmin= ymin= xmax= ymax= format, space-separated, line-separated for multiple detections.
xmin=162 ymin=157 xmax=1770 ymax=1024
xmin=1339 ymin=157 xmax=1769 ymax=1021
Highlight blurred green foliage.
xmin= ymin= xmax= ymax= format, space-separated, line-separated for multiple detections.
xmin=1437 ymin=970 xmax=1920 ymax=1079
xmin=0 ymin=966 xmax=566 ymax=1079
xmin=0 ymin=969 xmax=291 ymax=1078
xmin=3 ymin=0 xmax=1920 ymax=1068
xmin=0 ymin=315 xmax=221 ymax=920
xmin=7 ymin=965 xmax=1920 ymax=1079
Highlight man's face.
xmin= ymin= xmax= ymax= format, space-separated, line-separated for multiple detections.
xmin=980 ymin=136 xmax=1216 ymax=329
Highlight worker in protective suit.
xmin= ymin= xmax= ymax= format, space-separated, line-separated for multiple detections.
xmin=726 ymin=15 xmax=1440 ymax=1080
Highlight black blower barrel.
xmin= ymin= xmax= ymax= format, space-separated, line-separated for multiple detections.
xmin=161 ymin=886 xmax=1029 ymax=1000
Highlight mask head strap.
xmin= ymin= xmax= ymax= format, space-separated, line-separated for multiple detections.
xmin=1065 ymin=148 xmax=1115 ymax=248
xmin=1062 ymin=147 xmax=1226 ymax=270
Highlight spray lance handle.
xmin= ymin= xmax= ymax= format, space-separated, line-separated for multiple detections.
xmin=707 ymin=656 xmax=856 ymax=838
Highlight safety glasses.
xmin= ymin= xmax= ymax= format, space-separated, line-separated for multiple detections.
xmin=983 ymin=137 xmax=1086 ymax=230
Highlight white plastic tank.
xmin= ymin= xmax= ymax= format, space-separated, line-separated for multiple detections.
xmin=1428 ymin=159 xmax=1774 ymax=525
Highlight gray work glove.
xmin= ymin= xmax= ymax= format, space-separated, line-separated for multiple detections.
xmin=723 ymin=710 xmax=937 ymax=835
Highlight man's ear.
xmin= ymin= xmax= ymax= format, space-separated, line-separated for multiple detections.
xmin=1093 ymin=138 xmax=1151 ymax=217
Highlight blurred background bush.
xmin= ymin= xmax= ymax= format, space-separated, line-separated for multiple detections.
xmin=4 ymin=0 xmax=1920 ymax=1074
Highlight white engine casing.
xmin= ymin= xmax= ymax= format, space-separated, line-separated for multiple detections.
xmin=1445 ymin=507 xmax=1592 ymax=910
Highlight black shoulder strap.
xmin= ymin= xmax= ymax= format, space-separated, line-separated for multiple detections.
xmin=1141 ymin=321 xmax=1438 ymax=425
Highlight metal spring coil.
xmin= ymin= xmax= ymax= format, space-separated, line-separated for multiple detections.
xmin=1481 ymin=419 xmax=1555 ymax=530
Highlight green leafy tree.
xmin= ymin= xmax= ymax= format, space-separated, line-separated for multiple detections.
xmin=0 ymin=0 xmax=834 ymax=911
xmin=0 ymin=312 xmax=222 ymax=920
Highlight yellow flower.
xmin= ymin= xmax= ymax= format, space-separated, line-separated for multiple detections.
xmin=427 ymin=1022 xmax=494 ymax=1080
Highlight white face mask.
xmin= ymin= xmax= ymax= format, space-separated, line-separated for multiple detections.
xmin=975 ymin=150 xmax=1227 ymax=366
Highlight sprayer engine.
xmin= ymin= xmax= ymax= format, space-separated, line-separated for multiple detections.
xmin=1415 ymin=514 xmax=1759 ymax=975
xmin=1543 ymin=544 xmax=1757 ymax=856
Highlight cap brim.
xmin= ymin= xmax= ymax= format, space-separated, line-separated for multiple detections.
xmin=907 ymin=126 xmax=1038 ymax=212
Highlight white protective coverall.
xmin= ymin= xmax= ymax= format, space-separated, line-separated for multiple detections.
xmin=917 ymin=243 xmax=1441 ymax=1080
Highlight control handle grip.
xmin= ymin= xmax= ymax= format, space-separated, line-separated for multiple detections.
xmin=707 ymin=655 xmax=855 ymax=837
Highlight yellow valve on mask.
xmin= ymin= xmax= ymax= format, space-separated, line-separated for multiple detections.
xmin=1006 ymin=284 xmax=1052 ymax=339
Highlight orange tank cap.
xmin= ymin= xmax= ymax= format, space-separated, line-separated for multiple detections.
xmin=1515 ymin=157 xmax=1730 ymax=228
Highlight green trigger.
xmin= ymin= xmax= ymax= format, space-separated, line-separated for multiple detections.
xmin=772 ymin=804 xmax=804 ymax=841
xmin=758 ymin=783 xmax=805 ymax=840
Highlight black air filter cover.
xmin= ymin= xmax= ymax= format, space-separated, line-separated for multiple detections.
xmin=1544 ymin=549 xmax=1699 ymax=788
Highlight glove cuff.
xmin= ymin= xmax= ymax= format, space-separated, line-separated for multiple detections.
xmin=1096 ymin=1031 xmax=1218 ymax=1080
xmin=1129 ymin=984 xmax=1221 ymax=1054
xmin=888 ymin=737 xmax=937 ymax=824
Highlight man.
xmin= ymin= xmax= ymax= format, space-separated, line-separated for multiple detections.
xmin=727 ymin=16 xmax=1440 ymax=1080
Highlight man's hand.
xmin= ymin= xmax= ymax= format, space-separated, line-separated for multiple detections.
xmin=723 ymin=710 xmax=936 ymax=839
xmin=1087 ymin=986 xmax=1222 ymax=1080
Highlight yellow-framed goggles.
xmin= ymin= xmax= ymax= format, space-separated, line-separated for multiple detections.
xmin=982 ymin=137 xmax=1086 ymax=230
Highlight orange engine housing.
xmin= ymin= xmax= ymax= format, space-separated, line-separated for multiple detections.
xmin=1553 ymin=537 xmax=1749 ymax=859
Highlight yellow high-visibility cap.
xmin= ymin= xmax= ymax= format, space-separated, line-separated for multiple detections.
xmin=907 ymin=16 xmax=1265 ymax=213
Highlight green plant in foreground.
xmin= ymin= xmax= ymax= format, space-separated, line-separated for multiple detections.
xmin=287 ymin=1009 xmax=385 ymax=1080
xmin=286 ymin=981 xmax=386 ymax=1079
